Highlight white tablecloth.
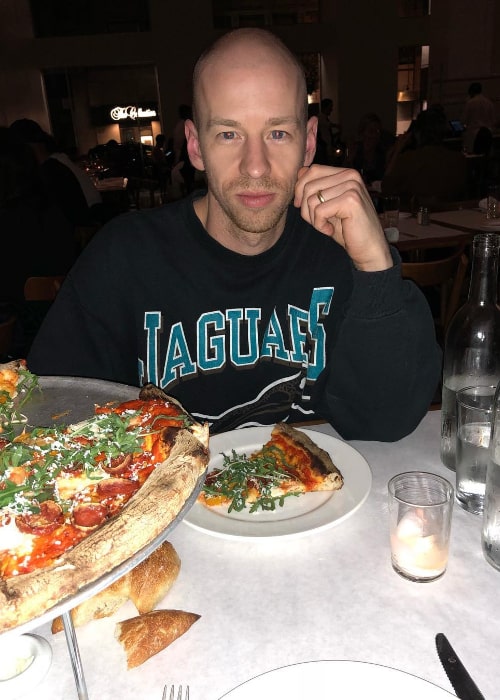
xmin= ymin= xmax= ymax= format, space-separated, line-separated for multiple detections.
xmin=26 ymin=411 xmax=499 ymax=698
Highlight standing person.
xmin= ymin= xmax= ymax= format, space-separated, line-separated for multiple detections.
xmin=463 ymin=82 xmax=496 ymax=154
xmin=171 ymin=104 xmax=196 ymax=195
xmin=27 ymin=28 xmax=440 ymax=440
xmin=315 ymin=98 xmax=340 ymax=165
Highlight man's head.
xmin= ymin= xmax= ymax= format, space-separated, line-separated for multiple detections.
xmin=468 ymin=82 xmax=482 ymax=98
xmin=186 ymin=28 xmax=316 ymax=249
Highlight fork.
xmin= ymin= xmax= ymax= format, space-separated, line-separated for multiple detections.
xmin=162 ymin=685 xmax=190 ymax=700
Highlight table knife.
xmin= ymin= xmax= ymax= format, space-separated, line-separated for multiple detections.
xmin=435 ymin=633 xmax=485 ymax=699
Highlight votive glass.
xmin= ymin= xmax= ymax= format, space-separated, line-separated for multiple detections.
xmin=388 ymin=472 xmax=454 ymax=582
xmin=382 ymin=195 xmax=400 ymax=228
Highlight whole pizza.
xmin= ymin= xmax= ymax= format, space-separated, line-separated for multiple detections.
xmin=0 ymin=362 xmax=209 ymax=633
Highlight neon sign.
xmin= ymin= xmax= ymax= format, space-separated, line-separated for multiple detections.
xmin=110 ymin=106 xmax=157 ymax=121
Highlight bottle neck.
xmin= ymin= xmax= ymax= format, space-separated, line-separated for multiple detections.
xmin=468 ymin=241 xmax=499 ymax=305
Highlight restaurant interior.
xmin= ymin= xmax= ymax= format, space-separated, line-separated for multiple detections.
xmin=1 ymin=1 xmax=500 ymax=699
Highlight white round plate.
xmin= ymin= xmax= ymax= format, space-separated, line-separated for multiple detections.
xmin=218 ymin=660 xmax=455 ymax=699
xmin=0 ymin=634 xmax=52 ymax=700
xmin=183 ymin=427 xmax=371 ymax=540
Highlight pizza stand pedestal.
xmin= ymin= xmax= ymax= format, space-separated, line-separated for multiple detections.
xmin=0 ymin=377 xmax=206 ymax=700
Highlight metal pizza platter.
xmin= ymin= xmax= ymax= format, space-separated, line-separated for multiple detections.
xmin=0 ymin=376 xmax=206 ymax=638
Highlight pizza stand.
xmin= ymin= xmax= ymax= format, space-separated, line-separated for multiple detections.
xmin=0 ymin=377 xmax=206 ymax=700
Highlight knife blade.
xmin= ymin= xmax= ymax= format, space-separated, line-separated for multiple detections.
xmin=435 ymin=633 xmax=485 ymax=699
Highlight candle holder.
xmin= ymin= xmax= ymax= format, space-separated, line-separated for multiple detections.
xmin=388 ymin=472 xmax=454 ymax=582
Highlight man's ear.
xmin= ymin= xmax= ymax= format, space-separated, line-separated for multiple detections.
xmin=185 ymin=119 xmax=205 ymax=171
xmin=303 ymin=116 xmax=318 ymax=167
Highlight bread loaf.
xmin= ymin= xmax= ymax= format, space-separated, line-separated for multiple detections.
xmin=115 ymin=609 xmax=200 ymax=669
xmin=51 ymin=541 xmax=180 ymax=633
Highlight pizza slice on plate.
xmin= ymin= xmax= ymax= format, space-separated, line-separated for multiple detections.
xmin=198 ymin=422 xmax=343 ymax=513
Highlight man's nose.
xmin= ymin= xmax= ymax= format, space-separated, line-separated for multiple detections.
xmin=240 ymin=137 xmax=271 ymax=179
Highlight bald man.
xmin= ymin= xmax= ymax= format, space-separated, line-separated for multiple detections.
xmin=28 ymin=28 xmax=440 ymax=440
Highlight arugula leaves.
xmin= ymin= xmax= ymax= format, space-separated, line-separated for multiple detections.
xmin=202 ymin=445 xmax=301 ymax=513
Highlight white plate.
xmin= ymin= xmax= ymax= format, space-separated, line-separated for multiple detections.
xmin=183 ymin=427 xmax=371 ymax=540
xmin=218 ymin=660 xmax=455 ymax=699
xmin=0 ymin=634 xmax=52 ymax=700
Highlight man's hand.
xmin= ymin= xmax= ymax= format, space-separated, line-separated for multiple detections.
xmin=294 ymin=165 xmax=393 ymax=272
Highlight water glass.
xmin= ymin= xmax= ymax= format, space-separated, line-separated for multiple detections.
xmin=487 ymin=184 xmax=500 ymax=220
xmin=388 ymin=472 xmax=454 ymax=582
xmin=456 ymin=385 xmax=495 ymax=514
xmin=382 ymin=195 xmax=400 ymax=228
xmin=482 ymin=383 xmax=500 ymax=571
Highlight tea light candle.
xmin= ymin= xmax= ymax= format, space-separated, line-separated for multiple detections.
xmin=391 ymin=512 xmax=447 ymax=580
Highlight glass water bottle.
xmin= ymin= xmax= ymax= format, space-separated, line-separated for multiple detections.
xmin=440 ymin=233 xmax=500 ymax=470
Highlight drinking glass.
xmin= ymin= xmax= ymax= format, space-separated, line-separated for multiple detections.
xmin=382 ymin=195 xmax=400 ymax=228
xmin=456 ymin=385 xmax=495 ymax=514
xmin=388 ymin=472 xmax=454 ymax=582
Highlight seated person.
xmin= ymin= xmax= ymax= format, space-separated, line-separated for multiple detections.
xmin=346 ymin=113 xmax=395 ymax=185
xmin=382 ymin=108 xmax=467 ymax=211
xmin=27 ymin=28 xmax=441 ymax=442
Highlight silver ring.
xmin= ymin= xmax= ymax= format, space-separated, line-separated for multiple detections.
xmin=317 ymin=190 xmax=325 ymax=204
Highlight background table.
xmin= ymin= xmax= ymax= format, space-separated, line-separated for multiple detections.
xmin=27 ymin=411 xmax=499 ymax=699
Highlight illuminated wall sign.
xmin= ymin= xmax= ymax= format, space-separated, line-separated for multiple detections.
xmin=110 ymin=105 xmax=157 ymax=121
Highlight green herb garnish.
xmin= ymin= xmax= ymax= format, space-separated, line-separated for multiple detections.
xmin=202 ymin=445 xmax=302 ymax=513
xmin=0 ymin=367 xmax=39 ymax=440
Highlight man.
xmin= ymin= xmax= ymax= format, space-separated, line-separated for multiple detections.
xmin=463 ymin=82 xmax=496 ymax=154
xmin=28 ymin=28 xmax=441 ymax=440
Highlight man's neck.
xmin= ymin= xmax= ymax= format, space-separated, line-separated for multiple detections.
xmin=193 ymin=195 xmax=286 ymax=256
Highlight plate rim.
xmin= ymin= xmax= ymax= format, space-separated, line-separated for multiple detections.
xmin=183 ymin=426 xmax=372 ymax=541
xmin=217 ymin=659 xmax=455 ymax=698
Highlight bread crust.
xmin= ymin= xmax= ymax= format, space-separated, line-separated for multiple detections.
xmin=0 ymin=425 xmax=208 ymax=633
xmin=115 ymin=609 xmax=200 ymax=669
xmin=50 ymin=540 xmax=181 ymax=633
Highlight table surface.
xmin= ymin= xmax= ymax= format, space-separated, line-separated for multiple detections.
xmin=25 ymin=410 xmax=498 ymax=700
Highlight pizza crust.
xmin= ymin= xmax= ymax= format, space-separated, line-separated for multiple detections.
xmin=0 ymin=424 xmax=208 ymax=633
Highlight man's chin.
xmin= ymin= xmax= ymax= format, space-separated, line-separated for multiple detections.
xmin=227 ymin=201 xmax=290 ymax=235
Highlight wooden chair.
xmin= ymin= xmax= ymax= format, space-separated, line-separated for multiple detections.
xmin=401 ymin=246 xmax=469 ymax=335
xmin=0 ymin=315 xmax=16 ymax=360
xmin=24 ymin=276 xmax=66 ymax=302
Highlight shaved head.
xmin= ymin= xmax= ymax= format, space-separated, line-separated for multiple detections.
xmin=192 ymin=28 xmax=308 ymax=127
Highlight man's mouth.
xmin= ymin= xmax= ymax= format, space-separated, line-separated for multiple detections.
xmin=236 ymin=192 xmax=276 ymax=208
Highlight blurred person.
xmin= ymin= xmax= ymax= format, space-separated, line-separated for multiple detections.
xmin=0 ymin=127 xmax=75 ymax=352
xmin=463 ymin=82 xmax=496 ymax=154
xmin=346 ymin=113 xmax=395 ymax=185
xmin=9 ymin=119 xmax=104 ymax=226
xmin=382 ymin=107 xmax=466 ymax=211
xmin=27 ymin=28 xmax=440 ymax=440
xmin=315 ymin=98 xmax=342 ymax=165
xmin=171 ymin=104 xmax=196 ymax=196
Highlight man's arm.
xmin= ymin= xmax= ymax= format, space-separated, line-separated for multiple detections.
xmin=295 ymin=165 xmax=441 ymax=441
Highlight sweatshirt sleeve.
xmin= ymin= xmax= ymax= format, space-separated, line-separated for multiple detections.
xmin=311 ymin=248 xmax=442 ymax=441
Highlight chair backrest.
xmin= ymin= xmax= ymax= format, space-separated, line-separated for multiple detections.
xmin=24 ymin=276 xmax=66 ymax=302
xmin=401 ymin=246 xmax=469 ymax=331
xmin=0 ymin=315 xmax=16 ymax=360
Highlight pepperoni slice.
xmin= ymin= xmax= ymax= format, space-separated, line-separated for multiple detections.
xmin=96 ymin=477 xmax=139 ymax=498
xmin=101 ymin=454 xmax=132 ymax=475
xmin=16 ymin=500 xmax=64 ymax=535
xmin=73 ymin=503 xmax=107 ymax=530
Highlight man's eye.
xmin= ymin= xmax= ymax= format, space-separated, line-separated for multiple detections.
xmin=221 ymin=131 xmax=236 ymax=140
xmin=271 ymin=130 xmax=287 ymax=140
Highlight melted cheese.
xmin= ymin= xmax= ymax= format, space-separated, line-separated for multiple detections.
xmin=0 ymin=518 xmax=34 ymax=555
xmin=56 ymin=470 xmax=106 ymax=501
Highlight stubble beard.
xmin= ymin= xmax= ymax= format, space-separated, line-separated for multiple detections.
xmin=208 ymin=175 xmax=294 ymax=236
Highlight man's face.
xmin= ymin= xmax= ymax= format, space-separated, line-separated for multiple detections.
xmin=187 ymin=55 xmax=316 ymax=242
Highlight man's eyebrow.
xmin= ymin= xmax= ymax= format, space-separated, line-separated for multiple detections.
xmin=205 ymin=116 xmax=301 ymax=128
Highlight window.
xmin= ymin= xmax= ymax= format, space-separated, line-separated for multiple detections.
xmin=212 ymin=0 xmax=319 ymax=28
xmin=29 ymin=0 xmax=150 ymax=37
